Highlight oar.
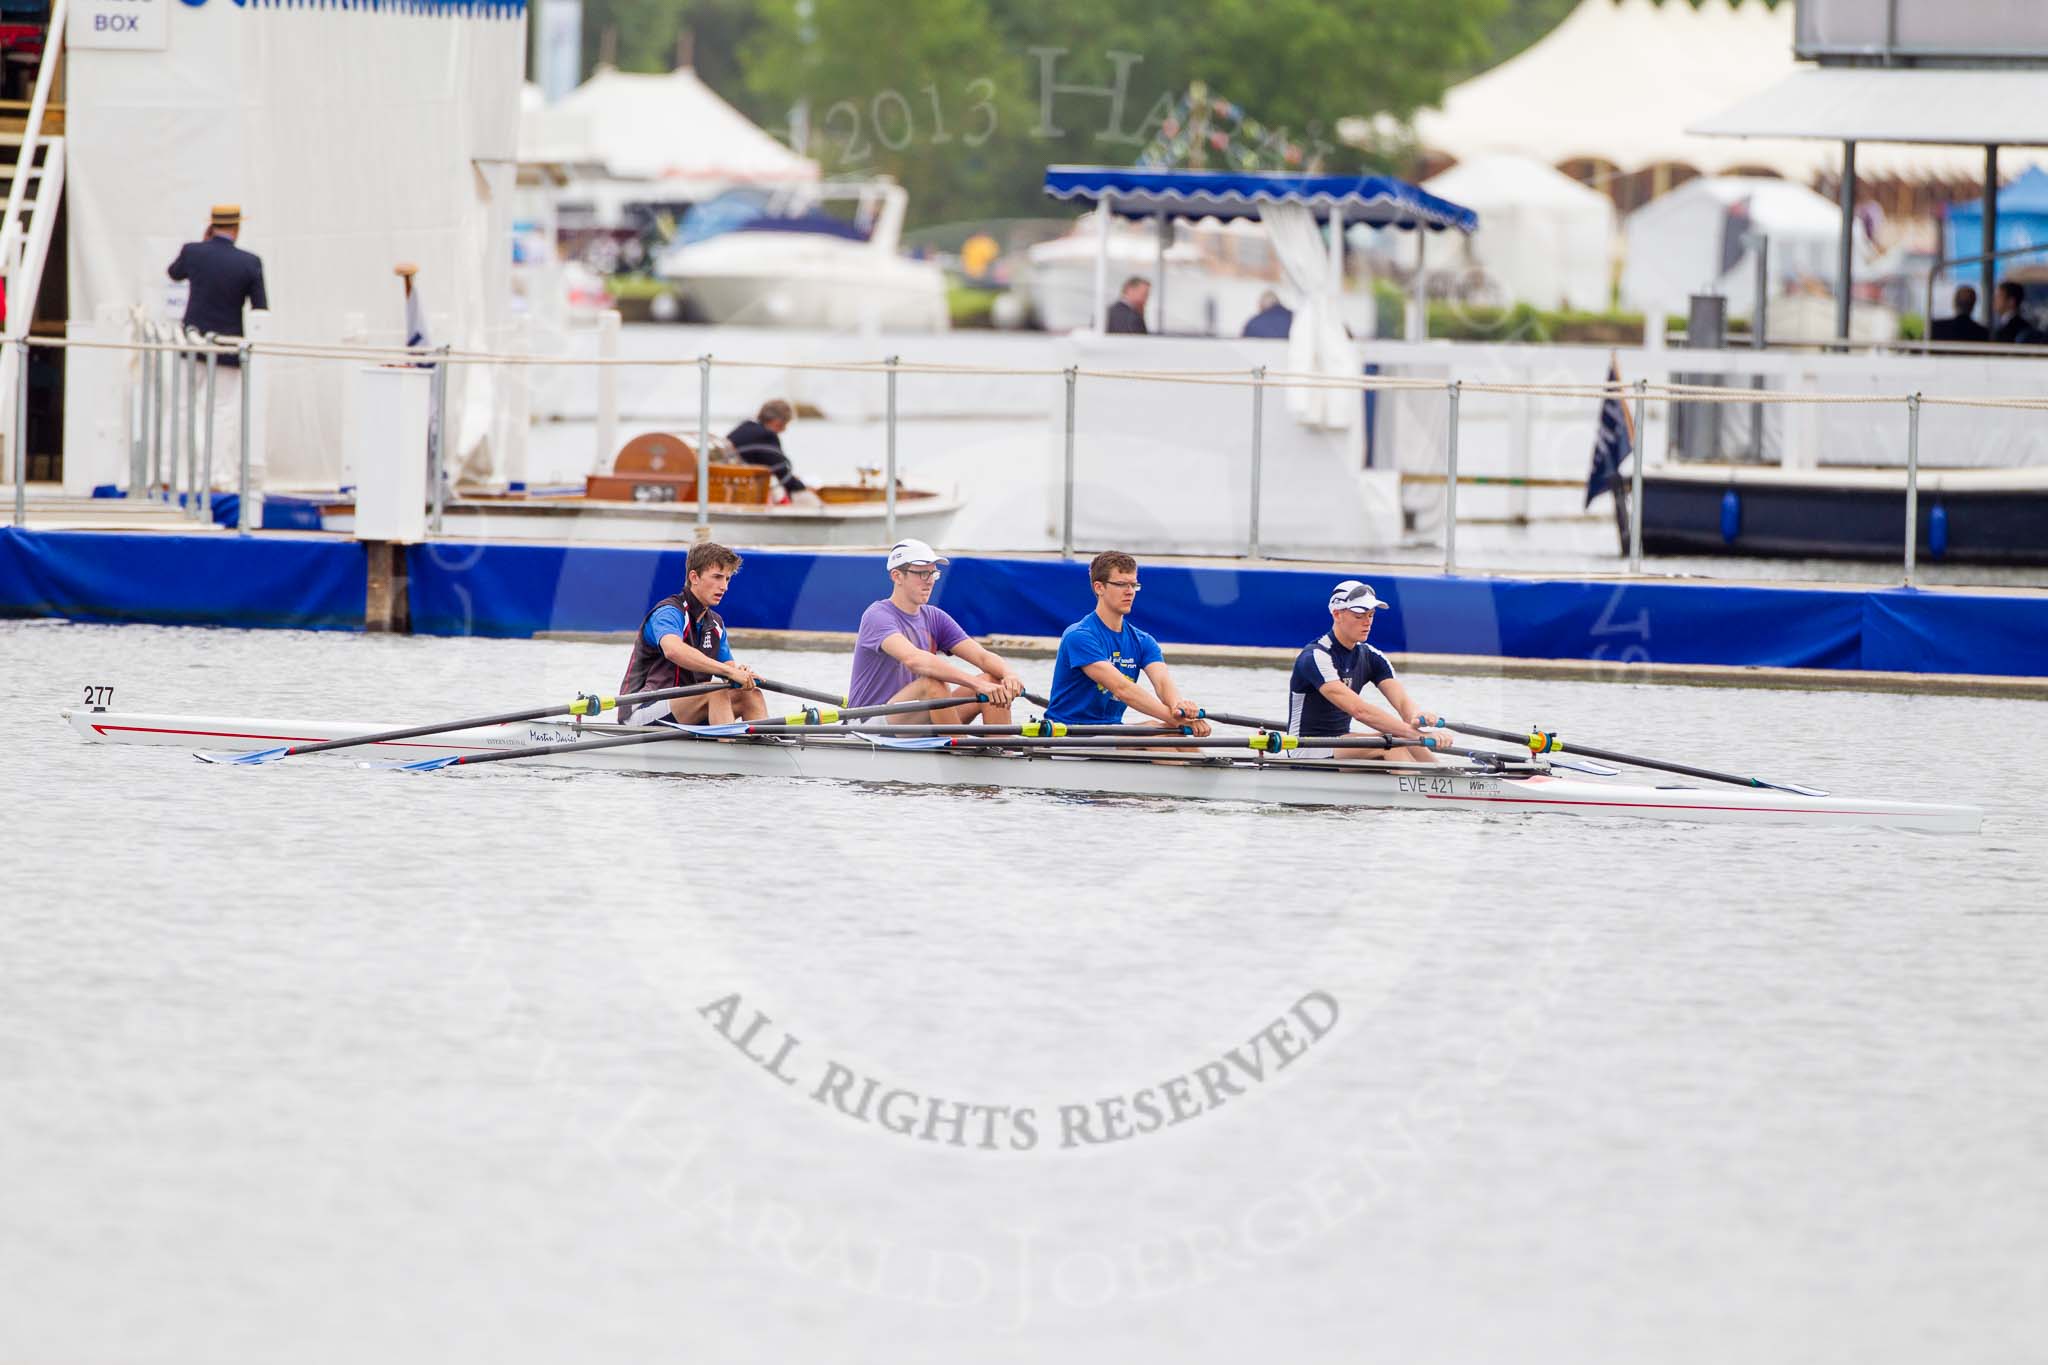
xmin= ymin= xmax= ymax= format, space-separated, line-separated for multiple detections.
xmin=1448 ymin=721 xmax=1829 ymax=797
xmin=1020 ymin=691 xmax=1503 ymax=754
xmin=754 ymin=677 xmax=847 ymax=707
xmin=887 ymin=733 xmax=1423 ymax=753
xmin=837 ymin=723 xmax=1183 ymax=737
xmin=395 ymin=693 xmax=988 ymax=772
xmin=198 ymin=679 xmax=740 ymax=766
xmin=1021 ymin=691 xmax=1284 ymax=732
xmin=746 ymin=696 xmax=993 ymax=727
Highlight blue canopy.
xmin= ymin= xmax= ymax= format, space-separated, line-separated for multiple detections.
xmin=1043 ymin=165 xmax=1478 ymax=233
xmin=1943 ymin=166 xmax=2048 ymax=286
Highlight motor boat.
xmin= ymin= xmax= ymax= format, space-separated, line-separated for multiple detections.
xmin=651 ymin=181 xmax=948 ymax=332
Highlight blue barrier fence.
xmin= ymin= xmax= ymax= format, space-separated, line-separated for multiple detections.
xmin=5 ymin=529 xmax=2046 ymax=678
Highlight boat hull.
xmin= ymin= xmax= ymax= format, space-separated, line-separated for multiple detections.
xmin=65 ymin=710 xmax=1985 ymax=833
xmin=1641 ymin=466 xmax=2048 ymax=564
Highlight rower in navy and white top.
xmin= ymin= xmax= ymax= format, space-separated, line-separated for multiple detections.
xmin=1287 ymin=580 xmax=1451 ymax=761
xmin=616 ymin=541 xmax=768 ymax=727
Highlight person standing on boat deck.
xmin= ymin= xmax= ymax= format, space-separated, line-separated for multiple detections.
xmin=726 ymin=399 xmax=824 ymax=506
xmin=1044 ymin=551 xmax=1211 ymax=734
xmin=847 ymin=539 xmax=1024 ymax=725
xmin=166 ymin=204 xmax=267 ymax=493
xmin=1991 ymin=281 xmax=2041 ymax=345
xmin=1929 ymin=285 xmax=1988 ymax=344
xmin=1241 ymin=290 xmax=1293 ymax=339
xmin=1105 ymin=277 xmax=1150 ymax=334
xmin=616 ymin=542 xmax=767 ymax=728
xmin=1287 ymin=580 xmax=1449 ymax=763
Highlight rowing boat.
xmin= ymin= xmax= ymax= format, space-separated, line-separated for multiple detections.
xmin=63 ymin=707 xmax=1985 ymax=833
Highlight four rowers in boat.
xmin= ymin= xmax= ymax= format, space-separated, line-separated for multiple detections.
xmin=618 ymin=543 xmax=1446 ymax=757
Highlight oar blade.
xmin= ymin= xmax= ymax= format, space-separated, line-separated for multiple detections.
xmin=193 ymin=746 xmax=288 ymax=766
xmin=395 ymin=754 xmax=464 ymax=773
xmin=856 ymin=735 xmax=957 ymax=750
xmin=1763 ymin=780 xmax=1831 ymax=798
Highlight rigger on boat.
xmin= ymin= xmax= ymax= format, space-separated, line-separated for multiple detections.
xmin=66 ymin=543 xmax=1984 ymax=835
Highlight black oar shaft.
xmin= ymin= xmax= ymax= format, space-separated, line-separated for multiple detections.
xmin=269 ymin=679 xmax=732 ymax=758
xmin=1200 ymin=709 xmax=1289 ymax=730
xmin=755 ymin=677 xmax=846 ymax=707
xmin=843 ymin=724 xmax=1181 ymax=737
xmin=1451 ymin=721 xmax=1776 ymax=790
xmin=424 ymin=693 xmax=988 ymax=770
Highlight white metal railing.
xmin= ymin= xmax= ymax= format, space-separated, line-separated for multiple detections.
xmin=16 ymin=328 xmax=2048 ymax=589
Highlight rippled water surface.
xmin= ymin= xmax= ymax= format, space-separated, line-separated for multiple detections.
xmin=4 ymin=621 xmax=2045 ymax=1363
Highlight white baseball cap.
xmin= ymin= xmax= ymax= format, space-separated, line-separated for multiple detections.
xmin=1329 ymin=580 xmax=1391 ymax=613
xmin=887 ymin=538 xmax=950 ymax=571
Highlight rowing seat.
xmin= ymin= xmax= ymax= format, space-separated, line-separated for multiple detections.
xmin=585 ymin=433 xmax=773 ymax=504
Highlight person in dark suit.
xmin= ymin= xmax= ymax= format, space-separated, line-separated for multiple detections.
xmin=1992 ymin=280 xmax=2039 ymax=345
xmin=1105 ymin=276 xmax=1150 ymax=334
xmin=1928 ymin=285 xmax=1988 ymax=343
xmin=165 ymin=204 xmax=268 ymax=498
xmin=1241 ymin=290 xmax=1293 ymax=339
xmin=167 ymin=204 xmax=267 ymax=359
xmin=725 ymin=398 xmax=820 ymax=505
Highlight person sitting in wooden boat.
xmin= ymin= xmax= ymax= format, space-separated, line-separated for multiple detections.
xmin=1286 ymin=580 xmax=1449 ymax=761
xmin=847 ymin=539 xmax=1024 ymax=724
xmin=1043 ymin=551 xmax=1212 ymax=735
xmin=726 ymin=399 xmax=824 ymax=507
xmin=616 ymin=542 xmax=768 ymax=728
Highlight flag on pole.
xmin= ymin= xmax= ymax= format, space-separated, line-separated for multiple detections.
xmin=1584 ymin=356 xmax=1636 ymax=507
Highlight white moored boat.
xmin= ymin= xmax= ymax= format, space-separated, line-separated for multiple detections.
xmin=66 ymin=709 xmax=1984 ymax=833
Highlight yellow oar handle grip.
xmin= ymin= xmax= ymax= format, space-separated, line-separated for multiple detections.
xmin=568 ymin=693 xmax=618 ymax=716
xmin=1020 ymin=720 xmax=1068 ymax=738
xmin=1528 ymin=730 xmax=1563 ymax=753
xmin=1249 ymin=732 xmax=1298 ymax=752
xmin=782 ymin=707 xmax=841 ymax=726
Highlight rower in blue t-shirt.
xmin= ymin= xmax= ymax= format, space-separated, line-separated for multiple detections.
xmin=1045 ymin=551 xmax=1212 ymax=733
xmin=1286 ymin=580 xmax=1451 ymax=761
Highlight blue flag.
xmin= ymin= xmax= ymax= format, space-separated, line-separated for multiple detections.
xmin=1584 ymin=359 xmax=1635 ymax=508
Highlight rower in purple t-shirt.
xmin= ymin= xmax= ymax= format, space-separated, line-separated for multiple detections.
xmin=846 ymin=538 xmax=1026 ymax=725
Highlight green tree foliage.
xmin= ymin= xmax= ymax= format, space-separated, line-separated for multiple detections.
xmin=565 ymin=0 xmax=1793 ymax=227
xmin=739 ymin=0 xmax=1040 ymax=227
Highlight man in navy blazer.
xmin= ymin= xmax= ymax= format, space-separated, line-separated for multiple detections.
xmin=166 ymin=204 xmax=268 ymax=501
xmin=167 ymin=203 xmax=267 ymax=363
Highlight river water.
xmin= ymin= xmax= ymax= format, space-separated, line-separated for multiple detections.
xmin=4 ymin=620 xmax=2045 ymax=1363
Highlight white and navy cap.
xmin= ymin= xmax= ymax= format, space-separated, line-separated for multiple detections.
xmin=1329 ymin=579 xmax=1391 ymax=613
xmin=887 ymin=538 xmax=950 ymax=571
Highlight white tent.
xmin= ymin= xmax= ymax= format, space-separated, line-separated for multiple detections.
xmin=1620 ymin=175 xmax=1870 ymax=318
xmin=522 ymin=66 xmax=817 ymax=190
xmin=1418 ymin=154 xmax=1616 ymax=311
xmin=1345 ymin=0 xmax=2044 ymax=186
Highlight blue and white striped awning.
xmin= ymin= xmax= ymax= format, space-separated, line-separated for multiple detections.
xmin=1043 ymin=166 xmax=1478 ymax=233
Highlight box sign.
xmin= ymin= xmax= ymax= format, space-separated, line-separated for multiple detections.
xmin=70 ymin=0 xmax=169 ymax=50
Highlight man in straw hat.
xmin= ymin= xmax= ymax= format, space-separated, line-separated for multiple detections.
xmin=167 ymin=205 xmax=269 ymax=500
